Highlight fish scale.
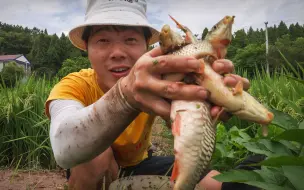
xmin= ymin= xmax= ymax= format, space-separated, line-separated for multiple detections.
xmin=171 ymin=101 xmax=215 ymax=190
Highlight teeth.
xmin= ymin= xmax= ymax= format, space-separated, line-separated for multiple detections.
xmin=112 ymin=68 xmax=128 ymax=72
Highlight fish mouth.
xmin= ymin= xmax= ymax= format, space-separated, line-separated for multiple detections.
xmin=224 ymin=16 xmax=235 ymax=25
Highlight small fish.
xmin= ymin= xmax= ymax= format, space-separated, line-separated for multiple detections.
xmin=160 ymin=15 xmax=273 ymax=190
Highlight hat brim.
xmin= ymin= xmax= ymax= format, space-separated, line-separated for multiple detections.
xmin=68 ymin=11 xmax=160 ymax=51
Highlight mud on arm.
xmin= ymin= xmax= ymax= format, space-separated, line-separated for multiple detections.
xmin=49 ymin=80 xmax=140 ymax=169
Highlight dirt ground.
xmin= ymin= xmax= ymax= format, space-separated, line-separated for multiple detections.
xmin=0 ymin=117 xmax=173 ymax=190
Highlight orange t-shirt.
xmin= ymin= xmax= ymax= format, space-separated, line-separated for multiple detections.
xmin=45 ymin=68 xmax=155 ymax=167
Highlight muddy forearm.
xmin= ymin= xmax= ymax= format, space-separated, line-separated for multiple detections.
xmin=50 ymin=80 xmax=140 ymax=169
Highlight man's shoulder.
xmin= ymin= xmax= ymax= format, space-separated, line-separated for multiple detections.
xmin=65 ymin=68 xmax=95 ymax=79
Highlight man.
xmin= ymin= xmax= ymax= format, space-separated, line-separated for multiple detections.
xmin=45 ymin=0 xmax=257 ymax=189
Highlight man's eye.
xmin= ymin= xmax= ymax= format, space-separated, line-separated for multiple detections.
xmin=126 ymin=38 xmax=137 ymax=43
xmin=98 ymin=39 xmax=109 ymax=43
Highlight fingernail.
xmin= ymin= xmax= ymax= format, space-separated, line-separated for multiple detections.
xmin=188 ymin=59 xmax=200 ymax=70
xmin=199 ymin=89 xmax=210 ymax=99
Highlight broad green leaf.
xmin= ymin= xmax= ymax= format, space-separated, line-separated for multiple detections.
xmin=216 ymin=124 xmax=227 ymax=143
xmin=215 ymin=143 xmax=226 ymax=158
xmin=232 ymin=137 xmax=248 ymax=147
xmin=244 ymin=181 xmax=294 ymax=190
xmin=255 ymin=166 xmax=287 ymax=186
xmin=239 ymin=130 xmax=252 ymax=140
xmin=299 ymin=120 xmax=304 ymax=129
xmin=270 ymin=109 xmax=298 ymax=130
xmin=279 ymin=140 xmax=301 ymax=154
xmin=213 ymin=169 xmax=264 ymax=182
xmin=243 ymin=142 xmax=274 ymax=157
xmin=259 ymin=139 xmax=293 ymax=156
xmin=274 ymin=129 xmax=304 ymax=144
xmin=282 ymin=166 xmax=304 ymax=190
xmin=260 ymin=156 xmax=304 ymax=167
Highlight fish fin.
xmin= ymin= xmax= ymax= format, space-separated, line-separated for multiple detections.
xmin=212 ymin=107 xmax=225 ymax=126
xmin=170 ymin=159 xmax=179 ymax=182
xmin=233 ymin=80 xmax=243 ymax=95
xmin=169 ymin=14 xmax=186 ymax=32
xmin=262 ymin=125 xmax=268 ymax=137
xmin=172 ymin=113 xmax=181 ymax=136
xmin=185 ymin=34 xmax=192 ymax=44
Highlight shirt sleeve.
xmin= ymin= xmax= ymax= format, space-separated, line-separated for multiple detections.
xmin=45 ymin=74 xmax=88 ymax=118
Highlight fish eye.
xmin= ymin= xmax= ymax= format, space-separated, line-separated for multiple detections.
xmin=213 ymin=25 xmax=217 ymax=30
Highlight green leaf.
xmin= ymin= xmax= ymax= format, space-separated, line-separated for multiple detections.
xmin=244 ymin=181 xmax=294 ymax=190
xmin=239 ymin=130 xmax=252 ymax=140
xmin=282 ymin=74 xmax=304 ymax=84
xmin=279 ymin=140 xmax=301 ymax=154
xmin=274 ymin=129 xmax=304 ymax=144
xmin=243 ymin=142 xmax=274 ymax=157
xmin=213 ymin=169 xmax=293 ymax=190
xmin=299 ymin=121 xmax=304 ymax=129
xmin=215 ymin=143 xmax=226 ymax=158
xmin=259 ymin=139 xmax=293 ymax=156
xmin=270 ymin=109 xmax=298 ymax=130
xmin=213 ymin=169 xmax=264 ymax=182
xmin=254 ymin=167 xmax=287 ymax=185
xmin=282 ymin=166 xmax=304 ymax=190
xmin=260 ymin=156 xmax=304 ymax=167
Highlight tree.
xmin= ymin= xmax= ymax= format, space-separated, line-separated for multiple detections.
xmin=45 ymin=34 xmax=61 ymax=71
xmin=289 ymin=22 xmax=304 ymax=40
xmin=277 ymin=21 xmax=289 ymax=39
xmin=57 ymin=57 xmax=91 ymax=78
xmin=232 ymin=43 xmax=266 ymax=77
xmin=231 ymin=29 xmax=247 ymax=49
xmin=27 ymin=33 xmax=50 ymax=69
xmin=201 ymin=27 xmax=208 ymax=40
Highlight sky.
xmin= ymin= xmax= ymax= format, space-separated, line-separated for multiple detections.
xmin=1 ymin=0 xmax=304 ymax=38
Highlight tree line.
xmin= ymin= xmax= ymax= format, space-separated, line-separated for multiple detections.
xmin=0 ymin=20 xmax=303 ymax=78
xmin=0 ymin=22 xmax=86 ymax=77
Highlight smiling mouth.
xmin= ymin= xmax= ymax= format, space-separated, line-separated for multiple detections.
xmin=110 ymin=67 xmax=130 ymax=73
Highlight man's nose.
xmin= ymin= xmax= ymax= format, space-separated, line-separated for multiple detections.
xmin=109 ymin=42 xmax=127 ymax=60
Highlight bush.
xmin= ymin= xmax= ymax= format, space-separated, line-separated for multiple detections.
xmin=0 ymin=61 xmax=25 ymax=87
xmin=57 ymin=56 xmax=91 ymax=78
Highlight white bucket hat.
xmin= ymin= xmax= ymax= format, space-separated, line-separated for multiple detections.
xmin=68 ymin=0 xmax=160 ymax=51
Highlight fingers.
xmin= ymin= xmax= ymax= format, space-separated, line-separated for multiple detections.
xmin=147 ymin=46 xmax=163 ymax=57
xmin=140 ymin=77 xmax=210 ymax=101
xmin=224 ymin=74 xmax=250 ymax=90
xmin=134 ymin=92 xmax=171 ymax=120
xmin=148 ymin=55 xmax=201 ymax=74
xmin=212 ymin=59 xmax=234 ymax=74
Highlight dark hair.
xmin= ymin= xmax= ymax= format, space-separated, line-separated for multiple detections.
xmin=81 ymin=25 xmax=152 ymax=49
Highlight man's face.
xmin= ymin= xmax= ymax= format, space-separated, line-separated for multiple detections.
xmin=87 ymin=26 xmax=148 ymax=92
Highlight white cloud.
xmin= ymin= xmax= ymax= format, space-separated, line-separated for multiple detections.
xmin=0 ymin=0 xmax=303 ymax=38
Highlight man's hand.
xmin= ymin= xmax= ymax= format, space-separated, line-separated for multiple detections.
xmin=121 ymin=46 xmax=250 ymax=121
xmin=121 ymin=46 xmax=209 ymax=120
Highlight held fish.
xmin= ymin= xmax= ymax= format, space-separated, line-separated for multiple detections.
xmin=160 ymin=15 xmax=273 ymax=190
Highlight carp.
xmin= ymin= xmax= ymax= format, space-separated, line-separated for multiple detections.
xmin=159 ymin=15 xmax=273 ymax=190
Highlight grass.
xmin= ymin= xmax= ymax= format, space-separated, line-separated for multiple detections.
xmin=0 ymin=75 xmax=59 ymax=170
